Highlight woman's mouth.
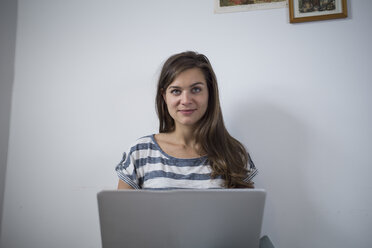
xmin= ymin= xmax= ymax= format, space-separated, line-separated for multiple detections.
xmin=179 ymin=109 xmax=195 ymax=115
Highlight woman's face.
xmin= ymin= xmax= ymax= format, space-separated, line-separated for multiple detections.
xmin=163 ymin=68 xmax=209 ymax=130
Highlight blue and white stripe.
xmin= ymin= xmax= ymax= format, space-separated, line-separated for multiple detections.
xmin=116 ymin=135 xmax=257 ymax=189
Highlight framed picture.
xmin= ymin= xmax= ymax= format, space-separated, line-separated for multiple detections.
xmin=289 ymin=0 xmax=347 ymax=23
xmin=215 ymin=0 xmax=287 ymax=14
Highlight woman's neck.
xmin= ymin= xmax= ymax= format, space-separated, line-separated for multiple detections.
xmin=156 ymin=126 xmax=204 ymax=158
xmin=171 ymin=126 xmax=196 ymax=148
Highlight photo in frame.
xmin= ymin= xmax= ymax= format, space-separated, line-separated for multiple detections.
xmin=215 ymin=0 xmax=287 ymax=14
xmin=289 ymin=0 xmax=347 ymax=23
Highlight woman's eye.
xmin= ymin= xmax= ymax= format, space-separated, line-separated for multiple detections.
xmin=191 ymin=87 xmax=201 ymax=93
xmin=171 ymin=89 xmax=181 ymax=95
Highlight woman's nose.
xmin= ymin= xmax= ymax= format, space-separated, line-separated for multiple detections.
xmin=180 ymin=91 xmax=192 ymax=104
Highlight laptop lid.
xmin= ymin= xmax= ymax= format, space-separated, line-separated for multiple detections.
xmin=97 ymin=189 xmax=266 ymax=248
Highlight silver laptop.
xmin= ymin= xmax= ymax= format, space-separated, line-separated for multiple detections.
xmin=97 ymin=189 xmax=266 ymax=248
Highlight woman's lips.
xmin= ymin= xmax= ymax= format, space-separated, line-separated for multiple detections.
xmin=178 ymin=109 xmax=195 ymax=115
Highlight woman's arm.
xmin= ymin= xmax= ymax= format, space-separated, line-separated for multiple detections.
xmin=117 ymin=180 xmax=134 ymax=189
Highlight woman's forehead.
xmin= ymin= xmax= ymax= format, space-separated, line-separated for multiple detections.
xmin=167 ymin=68 xmax=206 ymax=87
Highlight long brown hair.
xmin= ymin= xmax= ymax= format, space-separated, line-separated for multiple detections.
xmin=155 ymin=51 xmax=254 ymax=188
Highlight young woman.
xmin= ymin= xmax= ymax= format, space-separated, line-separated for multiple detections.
xmin=116 ymin=51 xmax=257 ymax=190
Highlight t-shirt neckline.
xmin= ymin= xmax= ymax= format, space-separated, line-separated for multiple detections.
xmin=150 ymin=134 xmax=208 ymax=161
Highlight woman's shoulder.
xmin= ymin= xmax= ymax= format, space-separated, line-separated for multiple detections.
xmin=128 ymin=134 xmax=156 ymax=147
xmin=123 ymin=134 xmax=159 ymax=155
xmin=137 ymin=134 xmax=155 ymax=142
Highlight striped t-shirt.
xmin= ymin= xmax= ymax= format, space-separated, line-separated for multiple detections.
xmin=115 ymin=135 xmax=258 ymax=190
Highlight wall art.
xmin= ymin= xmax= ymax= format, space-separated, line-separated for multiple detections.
xmin=289 ymin=0 xmax=347 ymax=23
xmin=215 ymin=0 xmax=287 ymax=13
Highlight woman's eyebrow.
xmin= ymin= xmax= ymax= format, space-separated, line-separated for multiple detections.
xmin=168 ymin=85 xmax=181 ymax=89
xmin=168 ymin=82 xmax=205 ymax=89
xmin=190 ymin=82 xmax=205 ymax=87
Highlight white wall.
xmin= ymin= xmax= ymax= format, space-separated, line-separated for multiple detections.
xmin=2 ymin=0 xmax=372 ymax=247
xmin=0 ymin=0 xmax=17 ymax=242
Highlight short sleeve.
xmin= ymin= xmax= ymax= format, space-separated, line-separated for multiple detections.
xmin=243 ymin=154 xmax=258 ymax=183
xmin=115 ymin=151 xmax=141 ymax=189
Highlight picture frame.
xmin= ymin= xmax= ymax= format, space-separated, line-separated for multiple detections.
xmin=289 ymin=0 xmax=347 ymax=23
xmin=215 ymin=0 xmax=287 ymax=14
